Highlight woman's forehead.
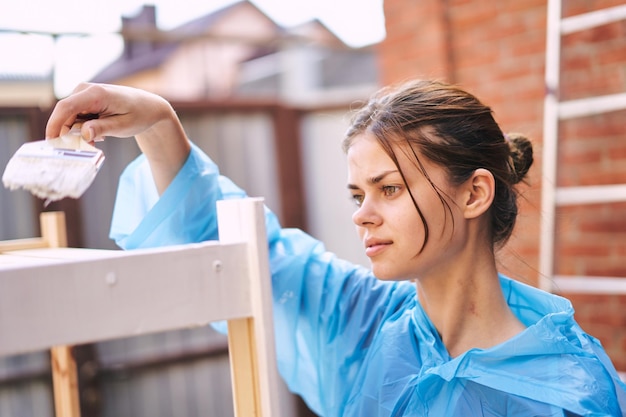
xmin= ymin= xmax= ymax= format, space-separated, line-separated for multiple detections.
xmin=347 ymin=134 xmax=393 ymax=165
xmin=347 ymin=135 xmax=414 ymax=177
xmin=346 ymin=132 xmax=446 ymax=183
xmin=347 ymin=133 xmax=419 ymax=164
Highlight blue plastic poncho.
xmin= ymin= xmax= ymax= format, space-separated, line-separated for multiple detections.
xmin=111 ymin=144 xmax=626 ymax=417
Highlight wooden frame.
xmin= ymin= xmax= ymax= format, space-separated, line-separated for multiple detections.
xmin=0 ymin=198 xmax=281 ymax=417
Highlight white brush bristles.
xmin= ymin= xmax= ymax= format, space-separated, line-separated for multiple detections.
xmin=2 ymin=139 xmax=105 ymax=205
xmin=3 ymin=156 xmax=98 ymax=203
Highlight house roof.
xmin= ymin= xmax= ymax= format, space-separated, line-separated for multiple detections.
xmin=172 ymin=0 xmax=257 ymax=36
xmin=91 ymin=0 xmax=349 ymax=84
xmin=91 ymin=1 xmax=283 ymax=83
xmin=91 ymin=42 xmax=178 ymax=83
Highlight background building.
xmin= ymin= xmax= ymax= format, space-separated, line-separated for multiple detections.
xmin=92 ymin=2 xmax=378 ymax=105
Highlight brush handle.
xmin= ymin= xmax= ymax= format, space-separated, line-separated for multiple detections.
xmin=47 ymin=122 xmax=98 ymax=152
xmin=75 ymin=113 xmax=100 ymax=122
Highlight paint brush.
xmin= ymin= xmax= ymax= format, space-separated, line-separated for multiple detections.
xmin=2 ymin=121 xmax=105 ymax=205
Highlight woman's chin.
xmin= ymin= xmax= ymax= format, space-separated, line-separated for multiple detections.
xmin=371 ymin=266 xmax=399 ymax=281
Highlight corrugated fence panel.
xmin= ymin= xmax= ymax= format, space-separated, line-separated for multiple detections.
xmin=179 ymin=111 xmax=282 ymax=219
xmin=0 ymin=377 xmax=53 ymax=417
xmin=100 ymin=354 xmax=233 ymax=417
xmin=0 ymin=351 xmax=53 ymax=417
xmin=0 ymin=115 xmax=37 ymax=240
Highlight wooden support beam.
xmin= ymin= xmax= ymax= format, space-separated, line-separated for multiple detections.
xmin=51 ymin=345 xmax=80 ymax=417
xmin=41 ymin=212 xmax=80 ymax=417
xmin=228 ymin=318 xmax=261 ymax=417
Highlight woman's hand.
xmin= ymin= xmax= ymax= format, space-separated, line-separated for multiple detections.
xmin=46 ymin=83 xmax=191 ymax=194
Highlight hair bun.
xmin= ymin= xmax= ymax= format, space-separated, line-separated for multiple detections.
xmin=505 ymin=132 xmax=533 ymax=183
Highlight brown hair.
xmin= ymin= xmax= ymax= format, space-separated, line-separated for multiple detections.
xmin=343 ymin=79 xmax=533 ymax=249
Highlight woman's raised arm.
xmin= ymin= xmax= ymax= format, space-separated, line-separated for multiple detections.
xmin=46 ymin=83 xmax=191 ymax=194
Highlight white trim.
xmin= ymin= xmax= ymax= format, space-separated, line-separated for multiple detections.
xmin=556 ymin=184 xmax=626 ymax=206
xmin=553 ymin=275 xmax=626 ymax=294
xmin=539 ymin=0 xmax=563 ymax=293
xmin=558 ymin=92 xmax=626 ymax=119
xmin=561 ymin=5 xmax=626 ymax=35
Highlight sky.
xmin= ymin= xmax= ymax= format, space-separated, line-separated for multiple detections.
xmin=0 ymin=0 xmax=386 ymax=97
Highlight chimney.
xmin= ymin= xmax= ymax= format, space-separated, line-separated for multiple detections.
xmin=122 ymin=5 xmax=158 ymax=59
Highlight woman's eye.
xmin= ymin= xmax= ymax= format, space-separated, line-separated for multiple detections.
xmin=351 ymin=194 xmax=364 ymax=207
xmin=382 ymin=185 xmax=400 ymax=197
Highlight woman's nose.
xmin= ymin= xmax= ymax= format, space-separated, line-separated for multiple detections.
xmin=352 ymin=198 xmax=381 ymax=227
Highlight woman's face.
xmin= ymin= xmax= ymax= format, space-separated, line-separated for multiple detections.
xmin=346 ymin=133 xmax=468 ymax=281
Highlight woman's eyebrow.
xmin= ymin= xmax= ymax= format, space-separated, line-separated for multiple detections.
xmin=347 ymin=170 xmax=398 ymax=190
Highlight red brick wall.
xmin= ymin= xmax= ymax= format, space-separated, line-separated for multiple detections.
xmin=379 ymin=0 xmax=626 ymax=371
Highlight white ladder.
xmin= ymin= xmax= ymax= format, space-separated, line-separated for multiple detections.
xmin=540 ymin=1 xmax=626 ymax=293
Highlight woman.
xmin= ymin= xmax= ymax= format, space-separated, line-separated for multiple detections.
xmin=47 ymin=80 xmax=626 ymax=416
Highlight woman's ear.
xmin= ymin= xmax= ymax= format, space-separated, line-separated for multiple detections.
xmin=463 ymin=168 xmax=495 ymax=219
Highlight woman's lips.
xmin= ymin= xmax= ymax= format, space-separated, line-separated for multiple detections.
xmin=364 ymin=239 xmax=392 ymax=257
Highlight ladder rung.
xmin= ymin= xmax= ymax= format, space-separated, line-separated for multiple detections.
xmin=558 ymin=92 xmax=626 ymax=119
xmin=556 ymin=184 xmax=626 ymax=206
xmin=553 ymin=275 xmax=626 ymax=294
xmin=561 ymin=4 xmax=626 ymax=35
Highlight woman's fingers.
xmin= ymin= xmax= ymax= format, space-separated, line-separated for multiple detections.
xmin=46 ymin=84 xmax=107 ymax=139
xmin=46 ymin=84 xmax=135 ymax=139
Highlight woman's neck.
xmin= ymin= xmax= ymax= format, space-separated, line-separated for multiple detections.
xmin=416 ymin=249 xmax=526 ymax=358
